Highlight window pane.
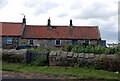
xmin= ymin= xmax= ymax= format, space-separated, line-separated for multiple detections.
xmin=29 ymin=40 xmax=34 ymax=44
xmin=72 ymin=40 xmax=78 ymax=45
xmin=84 ymin=40 xmax=89 ymax=44
xmin=6 ymin=38 xmax=13 ymax=44
xmin=56 ymin=40 xmax=60 ymax=44
xmin=55 ymin=40 xmax=61 ymax=46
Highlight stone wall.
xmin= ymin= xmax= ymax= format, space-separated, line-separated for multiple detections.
xmin=19 ymin=39 xmax=98 ymax=49
xmin=2 ymin=36 xmax=19 ymax=49
xmin=2 ymin=49 xmax=26 ymax=63
xmin=49 ymin=51 xmax=94 ymax=66
xmin=49 ymin=51 xmax=120 ymax=72
xmin=2 ymin=37 xmax=98 ymax=49
xmin=2 ymin=49 xmax=120 ymax=72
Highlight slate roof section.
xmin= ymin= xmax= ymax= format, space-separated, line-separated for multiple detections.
xmin=0 ymin=22 xmax=23 ymax=36
xmin=23 ymin=25 xmax=101 ymax=40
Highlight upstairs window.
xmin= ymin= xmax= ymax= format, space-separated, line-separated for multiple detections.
xmin=6 ymin=38 xmax=13 ymax=44
xmin=29 ymin=40 xmax=34 ymax=45
xmin=55 ymin=40 xmax=61 ymax=46
xmin=72 ymin=40 xmax=78 ymax=45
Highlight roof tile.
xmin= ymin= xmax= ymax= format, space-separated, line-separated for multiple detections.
xmin=0 ymin=22 xmax=23 ymax=36
xmin=23 ymin=25 xmax=101 ymax=39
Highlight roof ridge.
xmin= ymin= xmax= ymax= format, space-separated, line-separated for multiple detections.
xmin=0 ymin=22 xmax=22 ymax=24
xmin=26 ymin=25 xmax=98 ymax=28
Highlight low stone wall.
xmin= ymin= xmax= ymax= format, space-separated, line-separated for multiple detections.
xmin=2 ymin=49 xmax=49 ymax=64
xmin=2 ymin=49 xmax=27 ymax=63
xmin=1 ymin=50 xmax=120 ymax=72
xmin=49 ymin=51 xmax=94 ymax=66
xmin=49 ymin=51 xmax=120 ymax=72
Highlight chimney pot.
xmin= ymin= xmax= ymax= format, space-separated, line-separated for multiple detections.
xmin=23 ymin=15 xmax=26 ymax=24
xmin=70 ymin=19 xmax=73 ymax=26
xmin=47 ymin=17 xmax=51 ymax=26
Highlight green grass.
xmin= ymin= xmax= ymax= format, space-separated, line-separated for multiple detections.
xmin=2 ymin=62 xmax=120 ymax=80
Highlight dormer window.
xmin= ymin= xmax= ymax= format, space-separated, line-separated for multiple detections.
xmin=55 ymin=40 xmax=61 ymax=46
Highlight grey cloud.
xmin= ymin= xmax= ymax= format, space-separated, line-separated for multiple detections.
xmin=70 ymin=1 xmax=83 ymax=10
xmin=101 ymin=30 xmax=118 ymax=42
xmin=57 ymin=12 xmax=68 ymax=18
xmin=0 ymin=0 xmax=8 ymax=9
xmin=24 ymin=0 xmax=60 ymax=15
xmin=72 ymin=2 xmax=117 ymax=19
xmin=101 ymin=27 xmax=118 ymax=43
xmin=118 ymin=24 xmax=120 ymax=40
xmin=118 ymin=31 xmax=120 ymax=40
xmin=87 ymin=18 xmax=118 ymax=42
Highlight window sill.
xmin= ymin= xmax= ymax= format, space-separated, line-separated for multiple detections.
xmin=55 ymin=45 xmax=61 ymax=47
xmin=6 ymin=44 xmax=13 ymax=45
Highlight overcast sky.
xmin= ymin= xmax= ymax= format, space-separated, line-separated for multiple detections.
xmin=0 ymin=0 xmax=119 ymax=44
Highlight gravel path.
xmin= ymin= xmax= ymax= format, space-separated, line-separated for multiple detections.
xmin=2 ymin=70 xmax=64 ymax=79
xmin=2 ymin=70 xmax=104 ymax=81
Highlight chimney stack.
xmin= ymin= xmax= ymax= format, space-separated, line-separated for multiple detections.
xmin=47 ymin=17 xmax=51 ymax=26
xmin=23 ymin=15 xmax=26 ymax=24
xmin=70 ymin=19 xmax=73 ymax=26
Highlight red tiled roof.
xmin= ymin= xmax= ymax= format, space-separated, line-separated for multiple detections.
xmin=0 ymin=22 xmax=101 ymax=39
xmin=23 ymin=25 xmax=101 ymax=40
xmin=0 ymin=22 xmax=23 ymax=36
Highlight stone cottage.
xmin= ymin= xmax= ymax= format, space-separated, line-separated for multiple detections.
xmin=0 ymin=17 xmax=104 ymax=49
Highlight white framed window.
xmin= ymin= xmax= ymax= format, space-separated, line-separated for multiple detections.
xmin=6 ymin=38 xmax=13 ymax=44
xmin=55 ymin=40 xmax=61 ymax=46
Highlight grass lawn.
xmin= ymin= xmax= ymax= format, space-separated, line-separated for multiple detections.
xmin=2 ymin=62 xmax=120 ymax=80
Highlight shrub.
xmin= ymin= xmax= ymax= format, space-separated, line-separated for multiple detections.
xmin=66 ymin=44 xmax=75 ymax=52
xmin=71 ymin=45 xmax=79 ymax=53
xmin=66 ymin=44 xmax=119 ymax=54
xmin=93 ymin=46 xmax=106 ymax=54
xmin=116 ymin=52 xmax=120 ymax=56
xmin=107 ymin=47 xmax=117 ymax=54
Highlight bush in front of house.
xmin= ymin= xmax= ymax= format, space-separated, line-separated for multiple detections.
xmin=107 ymin=47 xmax=118 ymax=54
xmin=116 ymin=52 xmax=120 ymax=56
xmin=66 ymin=44 xmax=119 ymax=54
xmin=66 ymin=44 xmax=75 ymax=52
xmin=70 ymin=45 xmax=106 ymax=54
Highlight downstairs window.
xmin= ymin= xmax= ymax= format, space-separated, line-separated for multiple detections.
xmin=55 ymin=40 xmax=61 ymax=46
